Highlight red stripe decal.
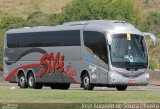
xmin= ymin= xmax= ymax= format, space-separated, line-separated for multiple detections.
xmin=5 ymin=63 xmax=41 ymax=81
xmin=5 ymin=52 xmax=77 ymax=83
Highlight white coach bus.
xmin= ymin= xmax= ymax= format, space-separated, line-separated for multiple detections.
xmin=3 ymin=20 xmax=157 ymax=90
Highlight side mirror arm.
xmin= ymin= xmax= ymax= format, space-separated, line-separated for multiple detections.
xmin=143 ymin=32 xmax=157 ymax=46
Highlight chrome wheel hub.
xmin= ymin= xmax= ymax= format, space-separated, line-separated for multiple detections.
xmin=20 ymin=76 xmax=25 ymax=86
xmin=84 ymin=76 xmax=89 ymax=86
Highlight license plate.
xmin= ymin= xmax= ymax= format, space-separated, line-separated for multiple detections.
xmin=128 ymin=80 xmax=136 ymax=84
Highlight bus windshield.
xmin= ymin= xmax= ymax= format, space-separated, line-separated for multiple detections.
xmin=110 ymin=34 xmax=148 ymax=69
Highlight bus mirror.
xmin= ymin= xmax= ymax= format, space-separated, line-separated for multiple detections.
xmin=107 ymin=34 xmax=112 ymax=45
xmin=143 ymin=32 xmax=157 ymax=46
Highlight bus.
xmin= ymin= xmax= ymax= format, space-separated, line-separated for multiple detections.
xmin=3 ymin=20 xmax=157 ymax=90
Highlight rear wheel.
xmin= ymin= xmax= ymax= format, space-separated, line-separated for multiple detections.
xmin=18 ymin=73 xmax=28 ymax=88
xmin=116 ymin=85 xmax=127 ymax=91
xmin=82 ymin=73 xmax=94 ymax=90
xmin=28 ymin=73 xmax=43 ymax=89
xmin=50 ymin=83 xmax=70 ymax=90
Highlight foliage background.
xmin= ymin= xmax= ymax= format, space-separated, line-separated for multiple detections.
xmin=0 ymin=0 xmax=159 ymax=69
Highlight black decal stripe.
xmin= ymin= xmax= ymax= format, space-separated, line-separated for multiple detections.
xmin=5 ymin=48 xmax=47 ymax=65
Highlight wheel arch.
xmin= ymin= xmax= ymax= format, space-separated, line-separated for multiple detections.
xmin=80 ymin=70 xmax=89 ymax=81
xmin=17 ymin=69 xmax=26 ymax=79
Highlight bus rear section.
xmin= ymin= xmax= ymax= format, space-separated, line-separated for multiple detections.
xmin=3 ymin=29 xmax=82 ymax=89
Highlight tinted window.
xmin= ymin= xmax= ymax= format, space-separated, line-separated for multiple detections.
xmin=7 ymin=30 xmax=80 ymax=48
xmin=84 ymin=31 xmax=108 ymax=63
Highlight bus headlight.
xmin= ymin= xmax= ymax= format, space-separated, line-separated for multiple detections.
xmin=144 ymin=73 xmax=149 ymax=78
xmin=110 ymin=72 xmax=119 ymax=77
xmin=110 ymin=72 xmax=120 ymax=82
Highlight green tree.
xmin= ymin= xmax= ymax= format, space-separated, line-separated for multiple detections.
xmin=50 ymin=0 xmax=138 ymax=25
xmin=27 ymin=11 xmax=50 ymax=26
xmin=0 ymin=16 xmax=25 ymax=29
xmin=141 ymin=12 xmax=160 ymax=35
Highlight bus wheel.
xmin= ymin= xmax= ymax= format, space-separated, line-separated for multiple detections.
xmin=50 ymin=83 xmax=70 ymax=90
xmin=18 ymin=73 xmax=28 ymax=88
xmin=116 ymin=85 xmax=127 ymax=91
xmin=82 ymin=73 xmax=94 ymax=90
xmin=28 ymin=73 xmax=43 ymax=89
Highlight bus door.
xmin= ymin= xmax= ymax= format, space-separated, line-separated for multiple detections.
xmin=98 ymin=34 xmax=108 ymax=84
xmin=83 ymin=31 xmax=108 ymax=83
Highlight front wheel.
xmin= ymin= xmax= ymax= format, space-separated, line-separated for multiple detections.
xmin=82 ymin=73 xmax=94 ymax=90
xmin=28 ymin=73 xmax=43 ymax=89
xmin=116 ymin=85 xmax=127 ymax=91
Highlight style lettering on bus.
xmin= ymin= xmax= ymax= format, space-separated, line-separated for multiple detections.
xmin=65 ymin=64 xmax=77 ymax=77
xmin=39 ymin=52 xmax=64 ymax=77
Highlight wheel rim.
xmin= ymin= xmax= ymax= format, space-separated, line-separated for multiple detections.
xmin=29 ymin=76 xmax=34 ymax=87
xmin=20 ymin=76 xmax=25 ymax=86
xmin=84 ymin=76 xmax=90 ymax=86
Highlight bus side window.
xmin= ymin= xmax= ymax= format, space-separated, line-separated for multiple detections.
xmin=7 ymin=30 xmax=80 ymax=48
xmin=83 ymin=31 xmax=108 ymax=64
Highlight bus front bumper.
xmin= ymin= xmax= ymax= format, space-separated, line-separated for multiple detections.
xmin=108 ymin=72 xmax=149 ymax=86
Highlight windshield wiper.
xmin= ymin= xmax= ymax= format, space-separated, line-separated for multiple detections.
xmin=115 ymin=62 xmax=129 ymax=68
xmin=129 ymin=64 xmax=147 ymax=68
xmin=115 ymin=62 xmax=147 ymax=69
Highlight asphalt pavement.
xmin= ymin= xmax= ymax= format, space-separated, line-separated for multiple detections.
xmin=0 ymin=83 xmax=160 ymax=91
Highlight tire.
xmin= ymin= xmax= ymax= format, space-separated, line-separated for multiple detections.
xmin=18 ymin=73 xmax=28 ymax=88
xmin=82 ymin=73 xmax=94 ymax=90
xmin=116 ymin=85 xmax=127 ymax=91
xmin=50 ymin=83 xmax=70 ymax=90
xmin=28 ymin=73 xmax=43 ymax=89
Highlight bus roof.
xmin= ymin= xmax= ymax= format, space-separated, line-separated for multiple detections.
xmin=6 ymin=20 xmax=142 ymax=35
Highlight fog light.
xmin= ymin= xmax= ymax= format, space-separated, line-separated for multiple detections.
xmin=110 ymin=73 xmax=118 ymax=77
